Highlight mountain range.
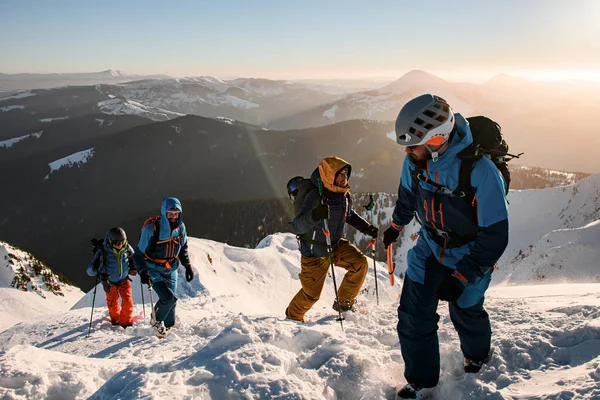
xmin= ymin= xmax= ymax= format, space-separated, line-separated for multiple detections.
xmin=3 ymin=70 xmax=599 ymax=173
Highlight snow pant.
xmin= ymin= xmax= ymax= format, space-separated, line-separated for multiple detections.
xmin=286 ymin=238 xmax=368 ymax=321
xmin=397 ymin=256 xmax=491 ymax=388
xmin=106 ymin=279 xmax=133 ymax=327
xmin=152 ymin=277 xmax=178 ymax=328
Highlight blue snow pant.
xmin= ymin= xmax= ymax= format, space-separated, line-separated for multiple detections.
xmin=397 ymin=256 xmax=491 ymax=388
xmin=153 ymin=278 xmax=178 ymax=328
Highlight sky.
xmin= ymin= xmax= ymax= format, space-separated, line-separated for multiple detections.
xmin=1 ymin=0 xmax=600 ymax=82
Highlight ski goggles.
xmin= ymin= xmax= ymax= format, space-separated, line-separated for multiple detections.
xmin=111 ymin=240 xmax=126 ymax=248
xmin=166 ymin=210 xmax=181 ymax=218
xmin=287 ymin=176 xmax=304 ymax=202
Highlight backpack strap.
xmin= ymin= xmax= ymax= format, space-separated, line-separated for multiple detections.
xmin=147 ymin=220 xmax=160 ymax=252
xmin=457 ymin=157 xmax=478 ymax=205
xmin=413 ymin=165 xmax=468 ymax=198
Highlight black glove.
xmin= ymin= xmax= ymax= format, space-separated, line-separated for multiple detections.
xmin=363 ymin=225 xmax=379 ymax=238
xmin=383 ymin=226 xmax=400 ymax=249
xmin=184 ymin=264 xmax=194 ymax=282
xmin=139 ymin=269 xmax=150 ymax=285
xmin=128 ymin=259 xmax=136 ymax=276
xmin=99 ymin=275 xmax=112 ymax=293
xmin=311 ymin=202 xmax=329 ymax=221
xmin=437 ymin=272 xmax=468 ymax=302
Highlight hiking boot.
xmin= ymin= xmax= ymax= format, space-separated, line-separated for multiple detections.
xmin=285 ymin=307 xmax=305 ymax=323
xmin=151 ymin=320 xmax=167 ymax=338
xmin=396 ymin=383 xmax=424 ymax=399
xmin=332 ymin=299 xmax=356 ymax=313
xmin=110 ymin=320 xmax=119 ymax=326
xmin=464 ymin=358 xmax=485 ymax=373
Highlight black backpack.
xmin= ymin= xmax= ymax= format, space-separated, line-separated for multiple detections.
xmin=457 ymin=116 xmax=522 ymax=202
xmin=411 ymin=116 xmax=522 ymax=204
xmin=290 ymin=178 xmax=318 ymax=217
xmin=90 ymin=238 xmax=108 ymax=271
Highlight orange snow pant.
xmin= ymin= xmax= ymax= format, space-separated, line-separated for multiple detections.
xmin=106 ymin=279 xmax=134 ymax=326
xmin=286 ymin=238 xmax=368 ymax=321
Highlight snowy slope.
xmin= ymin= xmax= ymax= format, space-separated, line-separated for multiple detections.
xmin=0 ymin=241 xmax=84 ymax=332
xmin=505 ymin=220 xmax=600 ymax=284
xmin=1 ymin=175 xmax=600 ymax=398
xmin=1 ymin=234 xmax=600 ymax=399
xmin=353 ymin=174 xmax=600 ymax=285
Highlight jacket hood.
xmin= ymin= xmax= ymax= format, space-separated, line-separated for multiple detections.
xmin=160 ymin=197 xmax=183 ymax=234
xmin=312 ymin=156 xmax=352 ymax=195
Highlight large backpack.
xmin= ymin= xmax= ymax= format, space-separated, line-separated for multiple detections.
xmin=411 ymin=116 xmax=522 ymax=205
xmin=140 ymin=216 xmax=162 ymax=251
xmin=90 ymin=238 xmax=108 ymax=272
xmin=140 ymin=215 xmax=184 ymax=254
xmin=290 ymin=178 xmax=318 ymax=217
xmin=457 ymin=116 xmax=522 ymax=202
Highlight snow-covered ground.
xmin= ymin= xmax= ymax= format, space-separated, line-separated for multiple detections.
xmin=0 ymin=232 xmax=599 ymax=399
xmin=0 ymin=174 xmax=599 ymax=399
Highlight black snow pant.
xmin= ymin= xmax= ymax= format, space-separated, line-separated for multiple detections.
xmin=397 ymin=256 xmax=491 ymax=388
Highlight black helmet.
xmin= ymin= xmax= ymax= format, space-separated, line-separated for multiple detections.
xmin=108 ymin=227 xmax=127 ymax=246
xmin=287 ymin=176 xmax=304 ymax=202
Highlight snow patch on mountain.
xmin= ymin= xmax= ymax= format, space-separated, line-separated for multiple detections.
xmin=0 ymin=130 xmax=43 ymax=148
xmin=97 ymin=98 xmax=185 ymax=121
xmin=190 ymin=76 xmax=231 ymax=93
xmin=0 ymin=104 xmax=26 ymax=112
xmin=323 ymin=104 xmax=338 ymax=120
xmin=39 ymin=116 xmax=69 ymax=123
xmin=44 ymin=148 xmax=95 ymax=180
xmin=0 ymin=90 xmax=35 ymax=101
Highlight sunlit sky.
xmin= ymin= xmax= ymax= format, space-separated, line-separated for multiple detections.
xmin=1 ymin=0 xmax=599 ymax=82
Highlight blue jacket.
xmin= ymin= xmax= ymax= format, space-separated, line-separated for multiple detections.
xmin=133 ymin=197 xmax=191 ymax=291
xmin=291 ymin=157 xmax=370 ymax=258
xmin=86 ymin=235 xmax=135 ymax=284
xmin=392 ymin=114 xmax=509 ymax=307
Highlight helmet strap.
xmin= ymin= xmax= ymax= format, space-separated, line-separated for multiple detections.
xmin=425 ymin=140 xmax=450 ymax=162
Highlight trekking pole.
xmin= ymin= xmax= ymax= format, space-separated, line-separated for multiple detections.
xmin=148 ymin=280 xmax=156 ymax=323
xmin=387 ymin=246 xmax=396 ymax=286
xmin=86 ymin=275 xmax=100 ymax=338
xmin=140 ymin=279 xmax=146 ymax=318
xmin=364 ymin=194 xmax=379 ymax=305
xmin=317 ymin=178 xmax=344 ymax=330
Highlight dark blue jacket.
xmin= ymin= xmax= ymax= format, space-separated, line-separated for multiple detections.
xmin=291 ymin=158 xmax=370 ymax=257
xmin=392 ymin=114 xmax=509 ymax=307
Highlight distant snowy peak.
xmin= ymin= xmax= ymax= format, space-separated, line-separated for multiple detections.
xmin=0 ymin=241 xmax=75 ymax=298
xmin=103 ymin=69 xmax=127 ymax=77
xmin=378 ymin=70 xmax=449 ymax=93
